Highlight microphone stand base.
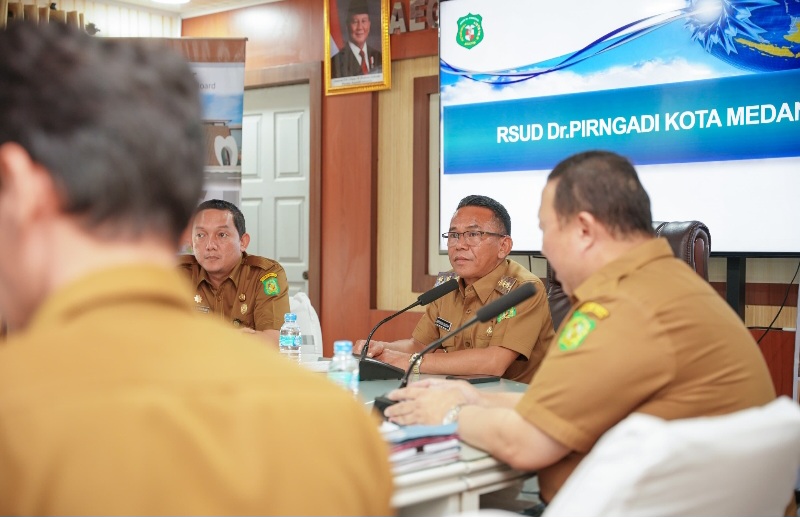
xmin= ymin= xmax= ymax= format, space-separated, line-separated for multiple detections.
xmin=359 ymin=357 xmax=404 ymax=381
xmin=373 ymin=394 xmax=398 ymax=418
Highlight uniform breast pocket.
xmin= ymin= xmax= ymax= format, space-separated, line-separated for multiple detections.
xmin=472 ymin=322 xmax=495 ymax=350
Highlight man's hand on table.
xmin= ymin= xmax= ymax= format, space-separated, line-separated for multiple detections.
xmin=383 ymin=378 xmax=482 ymax=425
xmin=354 ymin=339 xmax=387 ymax=358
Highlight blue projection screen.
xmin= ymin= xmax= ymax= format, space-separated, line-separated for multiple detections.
xmin=438 ymin=0 xmax=800 ymax=255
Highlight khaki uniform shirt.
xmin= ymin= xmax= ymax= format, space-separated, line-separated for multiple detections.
xmin=178 ymin=251 xmax=290 ymax=331
xmin=0 ymin=265 xmax=394 ymax=516
xmin=516 ymin=239 xmax=776 ymax=503
xmin=412 ymin=259 xmax=554 ymax=383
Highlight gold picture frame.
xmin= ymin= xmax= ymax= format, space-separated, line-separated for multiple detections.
xmin=324 ymin=0 xmax=391 ymax=96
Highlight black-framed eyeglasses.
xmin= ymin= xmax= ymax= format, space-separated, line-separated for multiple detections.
xmin=442 ymin=230 xmax=507 ymax=247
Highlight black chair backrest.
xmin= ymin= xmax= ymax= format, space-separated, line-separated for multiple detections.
xmin=651 ymin=220 xmax=710 ymax=281
xmin=545 ymin=220 xmax=711 ymax=330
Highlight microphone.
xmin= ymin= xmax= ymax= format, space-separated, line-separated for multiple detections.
xmin=359 ymin=278 xmax=459 ymax=381
xmin=372 ymin=282 xmax=537 ymax=416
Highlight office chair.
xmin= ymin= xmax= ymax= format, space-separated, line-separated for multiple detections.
xmin=546 ymin=220 xmax=711 ymax=330
xmin=289 ymin=291 xmax=323 ymax=360
xmin=651 ymin=220 xmax=711 ymax=280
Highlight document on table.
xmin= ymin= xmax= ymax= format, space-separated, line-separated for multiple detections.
xmin=380 ymin=421 xmax=461 ymax=474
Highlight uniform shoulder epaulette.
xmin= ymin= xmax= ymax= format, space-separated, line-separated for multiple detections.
xmin=495 ymin=276 xmax=517 ymax=295
xmin=177 ymin=253 xmax=198 ymax=268
xmin=435 ymin=271 xmax=459 ymax=286
xmin=243 ymin=254 xmax=279 ymax=271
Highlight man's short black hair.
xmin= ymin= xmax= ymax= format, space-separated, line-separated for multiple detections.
xmin=195 ymin=199 xmax=246 ymax=238
xmin=0 ymin=21 xmax=204 ymax=244
xmin=456 ymin=195 xmax=511 ymax=235
xmin=548 ymin=150 xmax=653 ymax=238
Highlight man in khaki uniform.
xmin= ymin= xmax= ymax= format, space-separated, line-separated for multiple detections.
xmin=179 ymin=199 xmax=290 ymax=345
xmin=0 ymin=22 xmax=393 ymax=515
xmin=356 ymin=195 xmax=554 ymax=382
xmin=383 ymin=151 xmax=792 ymax=514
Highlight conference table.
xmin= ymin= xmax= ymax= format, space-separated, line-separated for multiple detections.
xmin=357 ymin=375 xmax=535 ymax=516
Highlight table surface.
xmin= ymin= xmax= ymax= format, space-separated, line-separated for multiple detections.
xmin=357 ymin=374 xmax=529 ymax=409
xmin=301 ymin=360 xmax=535 ymax=514
xmin=364 ymin=375 xmax=533 ymax=514
xmin=299 ymin=355 xmax=530 ymax=407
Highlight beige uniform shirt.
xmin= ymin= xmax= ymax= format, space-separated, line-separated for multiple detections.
xmin=0 ymin=265 xmax=394 ymax=516
xmin=516 ymin=238 xmax=776 ymax=503
xmin=413 ymin=259 xmax=554 ymax=383
xmin=178 ymin=251 xmax=290 ymax=331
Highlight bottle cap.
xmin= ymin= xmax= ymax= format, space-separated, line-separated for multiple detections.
xmin=333 ymin=340 xmax=353 ymax=354
xmin=284 ymin=313 xmax=297 ymax=322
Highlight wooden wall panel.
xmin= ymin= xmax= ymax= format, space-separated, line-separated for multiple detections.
xmin=390 ymin=29 xmax=437 ymax=60
xmin=320 ymin=92 xmax=375 ymax=352
xmin=385 ymin=0 xmax=438 ymax=60
xmin=751 ymin=329 xmax=795 ymax=398
xmin=412 ymin=74 xmax=439 ymax=293
xmin=181 ymin=0 xmax=322 ymax=69
xmin=711 ymin=281 xmax=798 ymax=328
xmin=367 ymin=310 xmax=423 ymax=343
xmin=746 ymin=305 xmax=797 ymax=329
xmin=747 ymin=282 xmax=798 ymax=306
xmin=376 ymin=56 xmax=438 ymax=311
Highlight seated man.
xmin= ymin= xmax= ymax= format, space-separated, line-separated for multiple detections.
xmin=0 ymin=22 xmax=392 ymax=515
xmin=178 ymin=199 xmax=290 ymax=345
xmin=356 ymin=195 xmax=554 ymax=383
xmin=383 ymin=150 xmax=793 ymax=514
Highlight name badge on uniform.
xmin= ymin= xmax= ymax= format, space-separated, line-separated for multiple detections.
xmin=435 ymin=317 xmax=452 ymax=332
xmin=195 ymin=306 xmax=210 ymax=314
xmin=435 ymin=272 xmax=459 ymax=286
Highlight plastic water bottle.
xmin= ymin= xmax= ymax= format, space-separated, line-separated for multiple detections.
xmin=279 ymin=313 xmax=302 ymax=363
xmin=327 ymin=340 xmax=359 ymax=395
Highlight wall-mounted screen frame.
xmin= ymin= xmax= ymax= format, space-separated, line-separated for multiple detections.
xmin=438 ymin=0 xmax=800 ymax=256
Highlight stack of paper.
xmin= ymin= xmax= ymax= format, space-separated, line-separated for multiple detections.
xmin=380 ymin=422 xmax=461 ymax=474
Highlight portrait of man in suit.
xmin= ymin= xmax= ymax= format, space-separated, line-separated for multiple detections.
xmin=330 ymin=0 xmax=383 ymax=79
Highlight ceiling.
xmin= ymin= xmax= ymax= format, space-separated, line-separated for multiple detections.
xmin=119 ymin=0 xmax=281 ymax=19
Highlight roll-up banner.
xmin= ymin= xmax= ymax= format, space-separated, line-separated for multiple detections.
xmin=162 ymin=39 xmax=247 ymax=207
xmin=144 ymin=38 xmax=246 ymax=254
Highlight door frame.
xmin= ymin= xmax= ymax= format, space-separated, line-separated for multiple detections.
xmin=245 ymin=62 xmax=322 ymax=311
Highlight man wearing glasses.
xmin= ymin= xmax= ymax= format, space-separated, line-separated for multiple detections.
xmin=355 ymin=195 xmax=554 ymax=382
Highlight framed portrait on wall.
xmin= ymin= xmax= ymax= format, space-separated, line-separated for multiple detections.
xmin=324 ymin=0 xmax=391 ymax=95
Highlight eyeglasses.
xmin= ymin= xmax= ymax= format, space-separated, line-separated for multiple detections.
xmin=442 ymin=230 xmax=507 ymax=247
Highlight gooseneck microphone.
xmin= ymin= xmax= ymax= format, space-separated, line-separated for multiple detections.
xmin=359 ymin=278 xmax=459 ymax=381
xmin=372 ymin=282 xmax=537 ymax=416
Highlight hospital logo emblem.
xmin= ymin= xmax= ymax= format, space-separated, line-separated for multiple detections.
xmin=558 ymin=311 xmax=596 ymax=351
xmin=457 ymin=13 xmax=484 ymax=49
